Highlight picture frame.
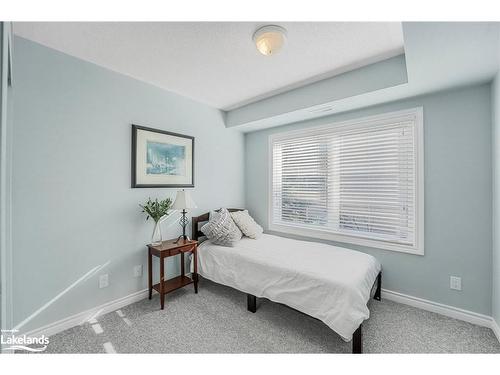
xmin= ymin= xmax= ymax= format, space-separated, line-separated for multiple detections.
xmin=131 ymin=124 xmax=195 ymax=188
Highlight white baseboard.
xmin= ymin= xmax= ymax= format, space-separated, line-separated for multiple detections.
xmin=381 ymin=288 xmax=492 ymax=328
xmin=491 ymin=318 xmax=500 ymax=343
xmin=23 ymin=289 xmax=148 ymax=338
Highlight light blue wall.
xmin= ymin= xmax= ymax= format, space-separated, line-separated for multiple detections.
xmin=11 ymin=36 xmax=245 ymax=332
xmin=245 ymin=83 xmax=493 ymax=315
xmin=0 ymin=22 xmax=14 ymax=336
xmin=492 ymin=73 xmax=500 ymax=325
xmin=226 ymin=55 xmax=408 ymax=128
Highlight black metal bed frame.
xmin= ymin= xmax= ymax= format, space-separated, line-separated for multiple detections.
xmin=192 ymin=209 xmax=382 ymax=354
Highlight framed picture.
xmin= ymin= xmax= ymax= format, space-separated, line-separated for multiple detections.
xmin=131 ymin=125 xmax=194 ymax=188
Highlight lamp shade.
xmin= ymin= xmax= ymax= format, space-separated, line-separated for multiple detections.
xmin=172 ymin=190 xmax=197 ymax=210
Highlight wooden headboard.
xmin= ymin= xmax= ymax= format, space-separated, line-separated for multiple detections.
xmin=191 ymin=208 xmax=245 ymax=241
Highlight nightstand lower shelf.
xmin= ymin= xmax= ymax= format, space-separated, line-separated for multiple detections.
xmin=152 ymin=275 xmax=193 ymax=295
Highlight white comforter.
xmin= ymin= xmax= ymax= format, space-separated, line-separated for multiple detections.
xmin=196 ymin=234 xmax=381 ymax=341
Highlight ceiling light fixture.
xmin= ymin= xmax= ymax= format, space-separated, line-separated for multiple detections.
xmin=253 ymin=25 xmax=287 ymax=56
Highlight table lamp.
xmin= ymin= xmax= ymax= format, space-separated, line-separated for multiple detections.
xmin=172 ymin=189 xmax=197 ymax=243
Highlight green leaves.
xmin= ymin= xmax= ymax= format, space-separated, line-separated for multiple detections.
xmin=139 ymin=197 xmax=173 ymax=223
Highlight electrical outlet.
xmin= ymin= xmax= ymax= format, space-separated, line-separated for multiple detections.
xmin=99 ymin=274 xmax=109 ymax=289
xmin=133 ymin=265 xmax=143 ymax=278
xmin=450 ymin=276 xmax=462 ymax=291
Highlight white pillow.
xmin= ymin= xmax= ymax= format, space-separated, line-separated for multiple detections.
xmin=201 ymin=208 xmax=242 ymax=246
xmin=230 ymin=210 xmax=263 ymax=239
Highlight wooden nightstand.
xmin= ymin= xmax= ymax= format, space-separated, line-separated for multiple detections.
xmin=147 ymin=238 xmax=198 ymax=310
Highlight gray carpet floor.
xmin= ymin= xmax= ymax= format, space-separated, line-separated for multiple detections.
xmin=41 ymin=278 xmax=500 ymax=353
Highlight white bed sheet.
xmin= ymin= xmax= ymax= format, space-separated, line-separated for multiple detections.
xmin=195 ymin=233 xmax=381 ymax=341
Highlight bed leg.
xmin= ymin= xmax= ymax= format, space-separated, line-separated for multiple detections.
xmin=352 ymin=325 xmax=362 ymax=354
xmin=247 ymin=294 xmax=257 ymax=313
xmin=374 ymin=272 xmax=382 ymax=301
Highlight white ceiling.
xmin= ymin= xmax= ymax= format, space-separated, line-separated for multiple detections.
xmin=225 ymin=22 xmax=500 ymax=131
xmin=13 ymin=22 xmax=404 ymax=110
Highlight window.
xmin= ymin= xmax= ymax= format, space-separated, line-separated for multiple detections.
xmin=269 ymin=108 xmax=424 ymax=255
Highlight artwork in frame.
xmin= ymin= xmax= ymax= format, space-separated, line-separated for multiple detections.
xmin=132 ymin=125 xmax=194 ymax=188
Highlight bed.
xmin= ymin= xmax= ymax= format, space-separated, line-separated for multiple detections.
xmin=191 ymin=209 xmax=382 ymax=353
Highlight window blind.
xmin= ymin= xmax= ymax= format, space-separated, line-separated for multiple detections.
xmin=271 ymin=110 xmax=421 ymax=251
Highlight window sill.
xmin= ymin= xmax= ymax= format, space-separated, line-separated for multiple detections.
xmin=268 ymin=223 xmax=424 ymax=256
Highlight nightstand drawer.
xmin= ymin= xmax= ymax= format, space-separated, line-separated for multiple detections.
xmin=179 ymin=244 xmax=195 ymax=253
xmin=169 ymin=248 xmax=180 ymax=256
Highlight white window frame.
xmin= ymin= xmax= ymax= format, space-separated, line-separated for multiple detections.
xmin=268 ymin=107 xmax=424 ymax=255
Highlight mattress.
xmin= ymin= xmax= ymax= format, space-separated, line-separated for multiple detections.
xmin=195 ymin=233 xmax=381 ymax=341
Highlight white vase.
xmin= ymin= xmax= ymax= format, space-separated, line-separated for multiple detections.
xmin=151 ymin=221 xmax=163 ymax=246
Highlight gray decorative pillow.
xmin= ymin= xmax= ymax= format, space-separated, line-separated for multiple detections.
xmin=201 ymin=208 xmax=242 ymax=246
xmin=230 ymin=210 xmax=263 ymax=239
